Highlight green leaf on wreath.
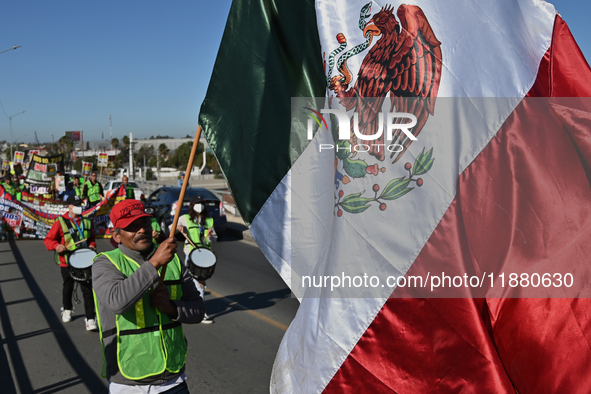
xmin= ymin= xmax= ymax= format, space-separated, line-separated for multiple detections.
xmin=381 ymin=187 xmax=414 ymax=200
xmin=340 ymin=190 xmax=372 ymax=214
xmin=413 ymin=148 xmax=434 ymax=176
xmin=341 ymin=203 xmax=371 ymax=214
xmin=380 ymin=177 xmax=411 ymax=200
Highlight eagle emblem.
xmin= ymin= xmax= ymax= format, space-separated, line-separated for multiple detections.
xmin=329 ymin=3 xmax=442 ymax=163
xmin=326 ymin=3 xmax=442 ymax=216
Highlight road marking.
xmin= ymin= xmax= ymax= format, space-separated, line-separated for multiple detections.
xmin=207 ymin=289 xmax=289 ymax=331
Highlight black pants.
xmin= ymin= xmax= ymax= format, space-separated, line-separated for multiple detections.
xmin=60 ymin=266 xmax=95 ymax=319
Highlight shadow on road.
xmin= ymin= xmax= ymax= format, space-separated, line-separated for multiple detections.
xmin=205 ymin=288 xmax=291 ymax=319
xmin=1 ymin=236 xmax=106 ymax=393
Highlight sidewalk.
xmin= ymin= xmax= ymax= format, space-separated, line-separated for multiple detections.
xmin=225 ymin=213 xmax=254 ymax=242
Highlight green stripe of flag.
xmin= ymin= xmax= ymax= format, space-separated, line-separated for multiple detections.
xmin=199 ymin=0 xmax=326 ymax=225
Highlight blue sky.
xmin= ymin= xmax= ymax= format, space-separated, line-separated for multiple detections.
xmin=0 ymin=1 xmax=588 ymax=145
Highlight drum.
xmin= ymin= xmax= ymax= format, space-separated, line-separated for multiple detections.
xmin=68 ymin=248 xmax=97 ymax=282
xmin=187 ymin=248 xmax=217 ymax=280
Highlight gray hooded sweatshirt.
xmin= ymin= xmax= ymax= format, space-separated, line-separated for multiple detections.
xmin=92 ymin=243 xmax=205 ymax=385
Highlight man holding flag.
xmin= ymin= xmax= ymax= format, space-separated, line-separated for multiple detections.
xmin=92 ymin=199 xmax=205 ymax=392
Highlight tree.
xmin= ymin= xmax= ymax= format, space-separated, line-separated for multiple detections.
xmin=166 ymin=142 xmax=204 ymax=169
xmin=56 ymin=136 xmax=75 ymax=169
xmin=111 ymin=137 xmax=119 ymax=150
xmin=158 ymin=143 xmax=169 ymax=159
xmin=135 ymin=144 xmax=155 ymax=167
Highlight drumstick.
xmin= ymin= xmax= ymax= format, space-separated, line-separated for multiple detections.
xmin=63 ymin=238 xmax=88 ymax=252
xmin=159 ymin=125 xmax=202 ymax=285
xmin=179 ymin=229 xmax=198 ymax=250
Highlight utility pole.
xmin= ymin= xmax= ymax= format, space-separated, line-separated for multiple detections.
xmin=129 ymin=132 xmax=134 ymax=180
xmin=9 ymin=111 xmax=25 ymax=160
xmin=109 ymin=114 xmax=113 ymax=148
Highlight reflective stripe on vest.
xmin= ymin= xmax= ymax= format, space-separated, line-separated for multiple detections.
xmin=92 ymin=248 xmax=187 ymax=380
xmin=55 ymin=216 xmax=91 ymax=265
xmin=184 ymin=214 xmax=213 ymax=250
xmin=85 ymin=181 xmax=101 ymax=202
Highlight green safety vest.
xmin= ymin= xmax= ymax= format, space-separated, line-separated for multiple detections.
xmin=16 ymin=184 xmax=24 ymax=201
xmin=54 ymin=216 xmax=92 ymax=265
xmin=85 ymin=180 xmax=101 ymax=202
xmin=74 ymin=185 xmax=83 ymax=197
xmin=184 ymin=214 xmax=213 ymax=250
xmin=1 ymin=182 xmax=17 ymax=197
xmin=150 ymin=217 xmax=161 ymax=233
xmin=93 ymin=248 xmax=187 ymax=380
xmin=125 ymin=184 xmax=134 ymax=199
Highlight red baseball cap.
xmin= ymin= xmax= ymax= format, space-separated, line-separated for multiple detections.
xmin=110 ymin=199 xmax=152 ymax=229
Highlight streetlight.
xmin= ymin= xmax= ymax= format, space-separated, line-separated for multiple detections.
xmin=0 ymin=45 xmax=20 ymax=55
xmin=9 ymin=111 xmax=25 ymax=160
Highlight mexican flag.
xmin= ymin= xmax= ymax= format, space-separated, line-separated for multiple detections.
xmin=199 ymin=1 xmax=591 ymax=393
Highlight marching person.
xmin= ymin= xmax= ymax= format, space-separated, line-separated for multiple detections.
xmin=43 ymin=195 xmax=97 ymax=330
xmin=59 ymin=181 xmax=77 ymax=202
xmin=177 ymin=172 xmax=190 ymax=187
xmin=175 ymin=195 xmax=216 ymax=324
xmin=83 ymin=172 xmax=104 ymax=208
xmin=92 ymin=199 xmax=205 ymax=392
xmin=73 ymin=177 xmax=83 ymax=198
xmin=1 ymin=173 xmax=17 ymax=197
xmin=121 ymin=175 xmax=135 ymax=199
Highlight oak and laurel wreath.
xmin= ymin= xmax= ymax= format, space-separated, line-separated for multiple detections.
xmin=335 ymin=148 xmax=435 ymax=216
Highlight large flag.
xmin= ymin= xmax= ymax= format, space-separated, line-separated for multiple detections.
xmin=199 ymin=1 xmax=591 ymax=393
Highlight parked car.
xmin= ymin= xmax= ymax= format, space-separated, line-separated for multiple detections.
xmin=144 ymin=186 xmax=227 ymax=238
xmin=103 ymin=179 xmax=145 ymax=200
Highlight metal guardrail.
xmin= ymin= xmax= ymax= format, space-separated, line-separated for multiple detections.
xmin=99 ymin=174 xmax=231 ymax=198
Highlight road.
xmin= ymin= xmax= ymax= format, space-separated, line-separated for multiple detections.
xmin=0 ymin=235 xmax=298 ymax=393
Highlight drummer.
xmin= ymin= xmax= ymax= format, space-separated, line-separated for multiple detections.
xmin=44 ymin=195 xmax=98 ymax=331
xmin=175 ymin=195 xmax=216 ymax=324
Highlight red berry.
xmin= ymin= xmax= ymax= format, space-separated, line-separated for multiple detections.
xmin=338 ymin=190 xmax=344 ymax=197
xmin=373 ymin=184 xmax=380 ymax=192
xmin=379 ymin=203 xmax=387 ymax=211
xmin=405 ymin=162 xmax=412 ymax=170
xmin=417 ymin=178 xmax=423 ymax=187
xmin=337 ymin=209 xmax=343 ymax=217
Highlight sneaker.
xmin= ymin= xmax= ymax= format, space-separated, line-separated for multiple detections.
xmin=62 ymin=309 xmax=72 ymax=323
xmin=85 ymin=318 xmax=98 ymax=331
xmin=200 ymin=314 xmax=214 ymax=325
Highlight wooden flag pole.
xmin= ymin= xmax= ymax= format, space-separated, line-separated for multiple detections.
xmin=159 ymin=125 xmax=202 ymax=284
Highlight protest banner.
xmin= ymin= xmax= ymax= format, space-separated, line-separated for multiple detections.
xmin=98 ymin=153 xmax=108 ymax=167
xmin=25 ymin=154 xmax=65 ymax=187
xmin=82 ymin=162 xmax=93 ymax=177
xmin=14 ymin=151 xmax=25 ymax=164
xmin=2 ymin=160 xmax=10 ymax=171
xmin=0 ymin=184 xmax=126 ymax=238
xmin=54 ymin=175 xmax=65 ymax=193
xmin=27 ymin=150 xmax=39 ymax=164
xmin=13 ymin=163 xmax=23 ymax=177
